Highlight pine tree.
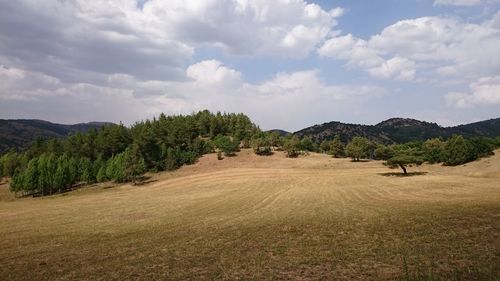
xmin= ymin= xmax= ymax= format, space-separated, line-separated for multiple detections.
xmin=123 ymin=145 xmax=146 ymax=183
xmin=96 ymin=166 xmax=108 ymax=183
xmin=23 ymin=158 xmax=39 ymax=195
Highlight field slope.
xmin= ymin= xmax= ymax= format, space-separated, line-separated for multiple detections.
xmin=0 ymin=150 xmax=499 ymax=280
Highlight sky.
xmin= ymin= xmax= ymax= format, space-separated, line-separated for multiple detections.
xmin=0 ymin=0 xmax=499 ymax=131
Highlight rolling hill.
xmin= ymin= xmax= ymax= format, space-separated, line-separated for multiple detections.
xmin=0 ymin=119 xmax=112 ymax=154
xmin=294 ymin=117 xmax=500 ymax=144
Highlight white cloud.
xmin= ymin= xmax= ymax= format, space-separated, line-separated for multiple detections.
xmin=0 ymin=0 xmax=347 ymax=89
xmin=318 ymin=35 xmax=416 ymax=81
xmin=434 ymin=0 xmax=481 ymax=6
xmin=0 ymin=0 xmax=343 ymax=85
xmin=186 ymin=60 xmax=242 ymax=85
xmin=319 ymin=15 xmax=500 ymax=83
xmin=0 ymin=61 xmax=385 ymax=130
xmin=446 ymin=76 xmax=500 ymax=107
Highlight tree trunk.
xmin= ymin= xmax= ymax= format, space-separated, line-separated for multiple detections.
xmin=399 ymin=164 xmax=407 ymax=175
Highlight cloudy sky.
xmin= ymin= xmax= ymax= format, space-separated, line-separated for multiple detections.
xmin=0 ymin=0 xmax=499 ymax=131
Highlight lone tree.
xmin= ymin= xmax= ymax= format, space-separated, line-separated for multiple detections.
xmin=329 ymin=135 xmax=345 ymax=158
xmin=346 ymin=137 xmax=371 ymax=161
xmin=283 ymin=136 xmax=301 ymax=158
xmin=385 ymin=148 xmax=424 ymax=175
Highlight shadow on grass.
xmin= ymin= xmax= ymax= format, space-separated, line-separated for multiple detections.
xmin=351 ymin=159 xmax=371 ymax=162
xmin=134 ymin=178 xmax=158 ymax=186
xmin=379 ymin=171 xmax=428 ymax=177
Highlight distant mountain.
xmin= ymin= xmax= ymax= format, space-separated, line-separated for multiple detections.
xmin=294 ymin=117 xmax=500 ymax=144
xmin=0 ymin=119 xmax=113 ymax=154
xmin=266 ymin=129 xmax=291 ymax=136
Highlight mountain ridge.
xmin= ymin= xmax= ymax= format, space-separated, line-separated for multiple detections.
xmin=0 ymin=119 xmax=113 ymax=154
xmin=294 ymin=117 xmax=500 ymax=144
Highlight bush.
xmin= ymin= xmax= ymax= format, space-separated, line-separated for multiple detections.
xmin=283 ymin=136 xmax=301 ymax=158
xmin=423 ymin=138 xmax=445 ymax=164
xmin=251 ymin=133 xmax=273 ymax=156
xmin=329 ymin=135 xmax=345 ymax=158
xmin=442 ymin=135 xmax=473 ymax=166
xmin=374 ymin=144 xmax=394 ymax=160
xmin=346 ymin=137 xmax=372 ymax=161
xmin=213 ymin=135 xmax=238 ymax=156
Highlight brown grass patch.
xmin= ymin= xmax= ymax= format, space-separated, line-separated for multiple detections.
xmin=0 ymin=149 xmax=499 ymax=280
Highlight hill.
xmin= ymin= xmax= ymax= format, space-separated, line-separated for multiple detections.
xmin=1 ymin=149 xmax=498 ymax=279
xmin=266 ymin=129 xmax=291 ymax=136
xmin=0 ymin=119 xmax=112 ymax=154
xmin=294 ymin=117 xmax=500 ymax=144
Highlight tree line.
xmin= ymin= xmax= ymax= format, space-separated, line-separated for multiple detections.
xmin=1 ymin=110 xmax=499 ymax=196
xmin=0 ymin=110 xmax=258 ymax=196
xmin=249 ymin=132 xmax=500 ymax=174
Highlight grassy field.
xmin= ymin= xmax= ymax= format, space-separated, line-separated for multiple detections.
xmin=0 ymin=149 xmax=499 ymax=280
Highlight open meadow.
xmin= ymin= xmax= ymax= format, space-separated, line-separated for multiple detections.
xmin=0 ymin=149 xmax=499 ymax=280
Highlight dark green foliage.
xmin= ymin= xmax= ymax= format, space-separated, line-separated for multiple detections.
xmin=346 ymin=137 xmax=372 ymax=161
xmin=96 ymin=166 xmax=107 ymax=183
xmin=468 ymin=137 xmax=495 ymax=159
xmin=320 ymin=140 xmax=331 ymax=153
xmin=54 ymin=155 xmax=71 ymax=192
xmin=442 ymin=135 xmax=473 ymax=166
xmin=422 ymin=138 xmax=444 ymax=164
xmin=495 ymin=137 xmax=500 ymax=148
xmin=251 ymin=132 xmax=273 ymax=156
xmin=374 ymin=144 xmax=394 ymax=160
xmin=385 ymin=147 xmax=424 ymax=174
xmin=0 ymin=152 xmax=20 ymax=178
xmin=283 ymin=136 xmax=301 ymax=158
xmin=299 ymin=136 xmax=317 ymax=152
xmin=23 ymin=158 xmax=39 ymax=193
xmin=213 ymin=135 xmax=239 ymax=156
xmin=294 ymin=117 xmax=500 ymax=145
xmin=122 ymin=145 xmax=146 ymax=183
xmin=1 ymin=111 xmax=259 ymax=195
xmin=164 ymin=147 xmax=179 ymax=170
xmin=79 ymin=157 xmax=94 ymax=184
xmin=3 ymin=110 xmax=497 ymax=196
xmin=329 ymin=135 xmax=345 ymax=158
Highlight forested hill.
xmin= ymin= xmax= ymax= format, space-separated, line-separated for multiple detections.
xmin=0 ymin=119 xmax=112 ymax=154
xmin=294 ymin=117 xmax=500 ymax=144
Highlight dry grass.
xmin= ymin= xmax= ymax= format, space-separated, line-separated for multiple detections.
xmin=0 ymin=149 xmax=499 ymax=280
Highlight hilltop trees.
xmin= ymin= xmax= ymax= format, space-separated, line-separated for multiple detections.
xmin=3 ymin=111 xmax=259 ymax=196
xmin=213 ymin=135 xmax=239 ymax=156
